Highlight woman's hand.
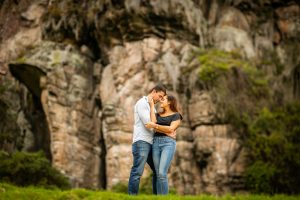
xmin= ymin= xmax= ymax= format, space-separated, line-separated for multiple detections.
xmin=145 ymin=122 xmax=156 ymax=129
xmin=168 ymin=131 xmax=177 ymax=139
xmin=149 ymin=97 xmax=155 ymax=107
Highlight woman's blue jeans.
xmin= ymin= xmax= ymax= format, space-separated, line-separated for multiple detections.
xmin=128 ymin=140 xmax=157 ymax=195
xmin=152 ymin=136 xmax=176 ymax=195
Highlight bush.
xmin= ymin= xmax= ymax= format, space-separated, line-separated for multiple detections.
xmin=0 ymin=151 xmax=70 ymax=189
xmin=245 ymin=161 xmax=276 ymax=194
xmin=244 ymin=102 xmax=300 ymax=194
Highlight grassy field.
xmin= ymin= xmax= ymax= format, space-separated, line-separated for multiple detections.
xmin=0 ymin=183 xmax=299 ymax=200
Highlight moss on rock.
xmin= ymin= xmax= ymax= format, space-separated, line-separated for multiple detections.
xmin=193 ymin=49 xmax=270 ymax=123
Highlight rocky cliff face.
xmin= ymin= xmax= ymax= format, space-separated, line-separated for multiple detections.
xmin=0 ymin=0 xmax=299 ymax=194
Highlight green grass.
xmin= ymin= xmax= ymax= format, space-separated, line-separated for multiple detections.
xmin=0 ymin=183 xmax=300 ymax=200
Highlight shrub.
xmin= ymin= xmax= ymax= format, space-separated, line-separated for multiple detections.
xmin=244 ymin=102 xmax=300 ymax=194
xmin=245 ymin=161 xmax=276 ymax=194
xmin=0 ymin=151 xmax=70 ymax=189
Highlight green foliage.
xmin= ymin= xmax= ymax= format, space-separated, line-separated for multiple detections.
xmin=245 ymin=161 xmax=276 ymax=194
xmin=197 ymin=49 xmax=267 ymax=92
xmin=0 ymin=151 xmax=70 ymax=189
xmin=244 ymin=102 xmax=300 ymax=194
xmin=198 ymin=49 xmax=241 ymax=83
xmin=193 ymin=48 xmax=300 ymax=194
xmin=194 ymin=49 xmax=270 ymax=124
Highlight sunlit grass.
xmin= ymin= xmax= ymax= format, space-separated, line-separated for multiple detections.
xmin=0 ymin=182 xmax=299 ymax=200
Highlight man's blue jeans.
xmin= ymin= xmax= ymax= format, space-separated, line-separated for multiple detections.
xmin=128 ymin=140 xmax=157 ymax=195
xmin=152 ymin=136 xmax=176 ymax=195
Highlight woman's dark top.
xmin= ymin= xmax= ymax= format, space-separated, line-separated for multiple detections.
xmin=154 ymin=112 xmax=182 ymax=137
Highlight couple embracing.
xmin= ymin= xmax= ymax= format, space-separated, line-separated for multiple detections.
xmin=128 ymin=84 xmax=182 ymax=195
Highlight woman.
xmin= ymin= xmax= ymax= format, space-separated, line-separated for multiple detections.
xmin=145 ymin=95 xmax=182 ymax=195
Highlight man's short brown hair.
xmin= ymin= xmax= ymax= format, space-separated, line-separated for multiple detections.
xmin=149 ymin=84 xmax=167 ymax=95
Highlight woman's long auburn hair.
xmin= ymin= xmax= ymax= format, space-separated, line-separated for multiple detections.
xmin=167 ymin=95 xmax=179 ymax=113
xmin=161 ymin=95 xmax=181 ymax=114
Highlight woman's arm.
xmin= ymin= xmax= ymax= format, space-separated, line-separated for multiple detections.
xmin=149 ymin=98 xmax=157 ymax=123
xmin=154 ymin=120 xmax=181 ymax=134
xmin=145 ymin=120 xmax=181 ymax=138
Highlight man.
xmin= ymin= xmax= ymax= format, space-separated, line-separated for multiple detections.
xmin=128 ymin=84 xmax=166 ymax=195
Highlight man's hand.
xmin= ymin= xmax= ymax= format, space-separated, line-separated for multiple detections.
xmin=145 ymin=122 xmax=156 ymax=129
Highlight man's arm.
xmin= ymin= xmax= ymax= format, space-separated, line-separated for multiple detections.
xmin=136 ymin=100 xmax=151 ymax=125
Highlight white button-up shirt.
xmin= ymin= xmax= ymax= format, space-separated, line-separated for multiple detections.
xmin=132 ymin=96 xmax=155 ymax=144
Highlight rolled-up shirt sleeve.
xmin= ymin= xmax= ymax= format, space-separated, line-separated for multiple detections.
xmin=136 ymin=100 xmax=150 ymax=125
